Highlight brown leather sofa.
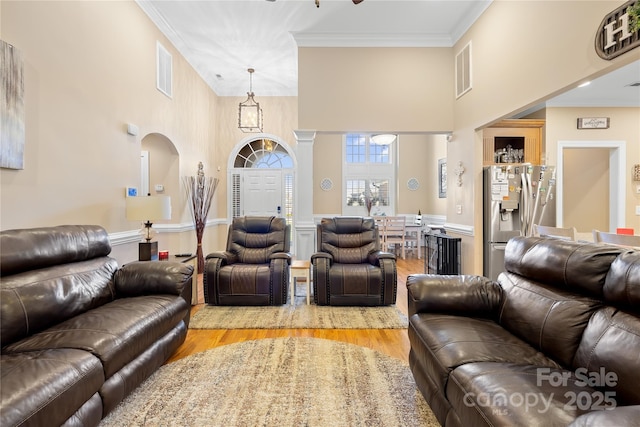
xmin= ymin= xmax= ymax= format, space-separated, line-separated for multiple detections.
xmin=0 ymin=225 xmax=193 ymax=427
xmin=407 ymin=236 xmax=639 ymax=427
xmin=312 ymin=217 xmax=397 ymax=306
xmin=204 ymin=216 xmax=291 ymax=305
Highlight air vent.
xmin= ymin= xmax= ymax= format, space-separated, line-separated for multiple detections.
xmin=156 ymin=42 xmax=172 ymax=98
xmin=626 ymin=82 xmax=640 ymax=87
xmin=455 ymin=41 xmax=472 ymax=99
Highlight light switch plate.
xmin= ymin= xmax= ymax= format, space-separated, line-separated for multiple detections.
xmin=636 ymin=205 xmax=640 ymax=216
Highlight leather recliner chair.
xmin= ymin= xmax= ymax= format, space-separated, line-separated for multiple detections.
xmin=312 ymin=217 xmax=397 ymax=306
xmin=204 ymin=216 xmax=291 ymax=305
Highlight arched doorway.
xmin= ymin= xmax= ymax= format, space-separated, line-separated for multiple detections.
xmin=228 ymin=135 xmax=296 ymax=232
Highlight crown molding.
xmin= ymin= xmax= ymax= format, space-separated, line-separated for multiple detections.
xmin=292 ymin=32 xmax=453 ymax=48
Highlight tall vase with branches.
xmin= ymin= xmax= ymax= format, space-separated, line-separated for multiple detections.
xmin=184 ymin=162 xmax=219 ymax=272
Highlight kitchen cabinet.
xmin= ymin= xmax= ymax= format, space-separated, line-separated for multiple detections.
xmin=482 ymin=119 xmax=544 ymax=165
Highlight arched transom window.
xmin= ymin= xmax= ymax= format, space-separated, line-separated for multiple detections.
xmin=234 ymin=139 xmax=293 ymax=169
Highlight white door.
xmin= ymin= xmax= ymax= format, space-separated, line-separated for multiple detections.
xmin=243 ymin=169 xmax=283 ymax=217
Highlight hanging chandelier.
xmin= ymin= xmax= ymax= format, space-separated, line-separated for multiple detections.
xmin=238 ymin=68 xmax=263 ymax=133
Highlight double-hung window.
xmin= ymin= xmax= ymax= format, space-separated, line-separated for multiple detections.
xmin=342 ymin=134 xmax=396 ymax=216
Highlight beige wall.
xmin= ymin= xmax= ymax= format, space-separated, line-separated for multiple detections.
xmin=312 ymin=133 xmax=447 ymax=217
xmin=2 ymin=1 xmax=639 ymax=272
xmin=299 ymin=1 xmax=640 ymax=274
xmin=0 ymin=1 xmax=223 ymax=263
xmin=298 ymin=47 xmax=453 ymax=132
xmin=563 ymin=147 xmax=610 ymax=232
xmin=451 ymin=1 xmax=640 ymax=274
xmin=0 ymin=1 xmax=299 ymax=263
xmin=545 ymin=107 xmax=640 ymax=233
xmin=397 ymin=134 xmax=447 ymax=217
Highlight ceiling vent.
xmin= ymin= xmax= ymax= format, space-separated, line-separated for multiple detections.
xmin=455 ymin=42 xmax=472 ymax=99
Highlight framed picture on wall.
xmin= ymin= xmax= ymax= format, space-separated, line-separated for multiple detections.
xmin=438 ymin=158 xmax=447 ymax=198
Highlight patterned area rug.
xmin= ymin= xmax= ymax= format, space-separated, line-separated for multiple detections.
xmin=189 ymin=295 xmax=408 ymax=329
xmin=101 ymin=337 xmax=440 ymax=426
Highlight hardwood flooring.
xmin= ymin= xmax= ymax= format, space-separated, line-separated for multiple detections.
xmin=166 ymin=255 xmax=424 ymax=364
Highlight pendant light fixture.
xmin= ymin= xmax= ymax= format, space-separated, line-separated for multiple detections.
xmin=238 ymin=68 xmax=263 ymax=133
xmin=371 ymin=134 xmax=397 ymax=145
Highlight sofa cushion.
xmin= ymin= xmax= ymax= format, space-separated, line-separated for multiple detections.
xmin=408 ymin=313 xmax=558 ymax=391
xmin=0 ymin=257 xmax=118 ymax=347
xmin=447 ymin=362 xmax=599 ymax=427
xmin=603 ymin=250 xmax=640 ymax=310
xmin=504 ymin=236 xmax=623 ymax=298
xmin=498 ymin=272 xmax=602 ymax=368
xmin=318 ymin=217 xmax=377 ymax=264
xmin=4 ymin=295 xmax=188 ymax=378
xmin=573 ymin=307 xmax=640 ymax=405
xmin=0 ymin=225 xmax=112 ymax=277
xmin=228 ymin=216 xmax=288 ymax=264
xmin=0 ymin=349 xmax=104 ymax=427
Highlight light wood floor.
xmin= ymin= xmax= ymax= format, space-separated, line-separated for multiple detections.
xmin=166 ymin=255 xmax=424 ymax=364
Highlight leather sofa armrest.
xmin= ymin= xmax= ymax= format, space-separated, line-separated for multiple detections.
xmin=311 ymin=252 xmax=332 ymax=263
xmin=206 ymin=251 xmax=237 ymax=265
xmin=368 ymin=250 xmax=395 ymax=265
xmin=406 ymin=274 xmax=503 ymax=318
xmin=270 ymin=252 xmax=292 ymax=264
xmin=115 ymin=261 xmax=194 ymax=297
xmin=568 ymin=406 xmax=640 ymax=427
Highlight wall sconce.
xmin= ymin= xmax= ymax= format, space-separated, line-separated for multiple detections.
xmin=633 ymin=164 xmax=640 ymax=181
xmin=454 ymin=161 xmax=465 ymax=187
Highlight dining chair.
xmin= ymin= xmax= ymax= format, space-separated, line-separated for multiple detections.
xmin=532 ymin=224 xmax=577 ymax=241
xmin=592 ymin=230 xmax=640 ymax=248
xmin=383 ymin=216 xmax=406 ymax=259
xmin=372 ymin=216 xmax=387 ymax=248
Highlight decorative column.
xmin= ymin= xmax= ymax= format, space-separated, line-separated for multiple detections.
xmin=293 ymin=130 xmax=316 ymax=260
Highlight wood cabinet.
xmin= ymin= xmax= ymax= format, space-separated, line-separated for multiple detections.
xmin=482 ymin=119 xmax=544 ymax=165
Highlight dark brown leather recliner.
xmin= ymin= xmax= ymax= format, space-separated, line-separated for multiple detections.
xmin=312 ymin=217 xmax=397 ymax=306
xmin=204 ymin=216 xmax=291 ymax=305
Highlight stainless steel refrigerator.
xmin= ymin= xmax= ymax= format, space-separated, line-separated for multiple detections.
xmin=483 ymin=164 xmax=556 ymax=281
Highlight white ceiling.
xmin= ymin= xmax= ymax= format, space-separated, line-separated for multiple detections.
xmin=136 ymin=0 xmax=491 ymax=96
xmin=137 ymin=0 xmax=640 ymax=109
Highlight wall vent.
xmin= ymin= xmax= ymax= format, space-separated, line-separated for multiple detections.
xmin=455 ymin=41 xmax=472 ymax=99
xmin=156 ymin=42 xmax=172 ymax=98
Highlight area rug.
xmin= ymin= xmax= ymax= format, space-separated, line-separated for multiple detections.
xmin=189 ymin=295 xmax=408 ymax=329
xmin=100 ymin=337 xmax=439 ymax=426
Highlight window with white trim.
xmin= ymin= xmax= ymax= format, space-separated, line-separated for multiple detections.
xmin=342 ymin=134 xmax=396 ymax=216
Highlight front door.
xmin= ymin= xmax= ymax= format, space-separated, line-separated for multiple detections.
xmin=243 ymin=169 xmax=283 ymax=217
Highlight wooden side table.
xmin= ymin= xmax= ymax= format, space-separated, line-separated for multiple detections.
xmin=290 ymin=260 xmax=311 ymax=305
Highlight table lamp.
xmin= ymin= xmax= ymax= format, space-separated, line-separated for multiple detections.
xmin=126 ymin=195 xmax=171 ymax=260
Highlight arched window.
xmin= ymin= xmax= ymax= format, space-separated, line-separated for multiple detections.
xmin=234 ymin=139 xmax=293 ymax=169
xmin=230 ymin=138 xmax=294 ymax=228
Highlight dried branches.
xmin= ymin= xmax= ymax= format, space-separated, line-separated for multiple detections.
xmin=184 ymin=162 xmax=219 ymax=271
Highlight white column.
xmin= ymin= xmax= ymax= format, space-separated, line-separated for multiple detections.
xmin=293 ymin=130 xmax=316 ymax=260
